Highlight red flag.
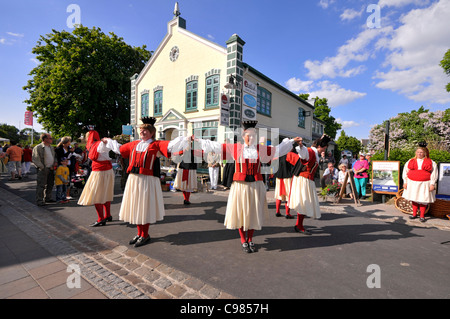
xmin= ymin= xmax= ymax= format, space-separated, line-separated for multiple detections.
xmin=24 ymin=111 xmax=33 ymax=126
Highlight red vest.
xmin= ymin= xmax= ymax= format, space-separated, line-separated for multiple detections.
xmin=120 ymin=140 xmax=170 ymax=176
xmin=407 ymin=158 xmax=433 ymax=181
xmin=286 ymin=148 xmax=318 ymax=181
xmin=88 ymin=141 xmax=112 ymax=172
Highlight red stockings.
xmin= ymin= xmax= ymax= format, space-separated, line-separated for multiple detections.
xmin=94 ymin=202 xmax=111 ymax=222
xmin=137 ymin=224 xmax=150 ymax=238
xmin=412 ymin=202 xmax=427 ymax=219
xmin=238 ymin=227 xmax=255 ymax=244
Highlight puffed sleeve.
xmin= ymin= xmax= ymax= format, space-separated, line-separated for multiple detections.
xmin=402 ymin=159 xmax=411 ymax=183
xmin=430 ymin=161 xmax=438 ymax=185
xmin=97 ymin=138 xmax=121 ymax=154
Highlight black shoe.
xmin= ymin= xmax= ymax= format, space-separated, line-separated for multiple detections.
xmin=129 ymin=235 xmax=140 ymax=245
xmin=46 ymin=199 xmax=56 ymax=203
xmin=242 ymin=242 xmax=251 ymax=253
xmin=90 ymin=220 xmax=106 ymax=227
xmin=294 ymin=225 xmax=311 ymax=235
xmin=135 ymin=235 xmax=151 ymax=247
xmin=37 ymin=202 xmax=46 ymax=206
xmin=275 ymin=212 xmax=282 ymax=217
xmin=248 ymin=241 xmax=257 ymax=253
xmin=105 ymin=216 xmax=113 ymax=222
xmin=285 ymin=214 xmax=294 ymax=219
xmin=409 ymin=215 xmax=418 ymax=220
xmin=420 ymin=218 xmax=426 ymax=223
xmin=184 ymin=200 xmax=191 ymax=205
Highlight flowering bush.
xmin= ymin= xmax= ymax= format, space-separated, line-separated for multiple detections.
xmin=320 ymin=183 xmax=341 ymax=199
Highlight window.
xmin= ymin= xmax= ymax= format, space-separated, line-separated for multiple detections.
xmin=141 ymin=93 xmax=149 ymax=117
xmin=257 ymin=87 xmax=271 ymax=116
xmin=298 ymin=107 xmax=306 ymax=128
xmin=186 ymin=81 xmax=198 ymax=111
xmin=154 ymin=90 xmax=163 ymax=116
xmin=205 ymin=75 xmax=220 ymax=107
xmin=193 ymin=121 xmax=218 ymax=141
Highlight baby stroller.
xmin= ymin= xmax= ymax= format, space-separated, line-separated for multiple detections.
xmin=71 ymin=169 xmax=88 ymax=196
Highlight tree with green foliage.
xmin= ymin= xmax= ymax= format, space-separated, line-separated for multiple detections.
xmin=440 ymin=48 xmax=450 ymax=92
xmin=299 ymin=94 xmax=342 ymax=139
xmin=336 ymin=130 xmax=362 ymax=156
xmin=0 ymin=124 xmax=20 ymax=143
xmin=23 ymin=26 xmax=151 ymax=138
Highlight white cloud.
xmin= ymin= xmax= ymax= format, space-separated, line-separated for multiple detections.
xmin=336 ymin=118 xmax=361 ymax=129
xmin=0 ymin=38 xmax=5 ymax=45
xmin=6 ymin=32 xmax=24 ymax=37
xmin=308 ymin=81 xmax=367 ymax=107
xmin=340 ymin=8 xmax=364 ymax=21
xmin=285 ymin=77 xmax=313 ymax=92
xmin=318 ymin=0 xmax=335 ymax=9
xmin=304 ymin=27 xmax=391 ymax=80
xmin=374 ymin=0 xmax=450 ymax=103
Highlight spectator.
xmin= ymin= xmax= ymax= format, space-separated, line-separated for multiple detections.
xmin=339 ymin=154 xmax=349 ymax=168
xmin=353 ymin=152 xmax=370 ymax=199
xmin=351 ymin=154 xmax=358 ymax=168
xmin=338 ymin=163 xmax=353 ymax=199
xmin=55 ymin=136 xmax=75 ymax=199
xmin=55 ymin=157 xmax=70 ymax=203
xmin=207 ymin=151 xmax=221 ymax=190
xmin=326 ymin=151 xmax=335 ymax=165
xmin=32 ymin=133 xmax=57 ymax=206
xmin=6 ymin=141 xmax=24 ymax=181
xmin=318 ymin=151 xmax=328 ymax=179
xmin=0 ymin=144 xmax=8 ymax=173
xmin=22 ymin=145 xmax=33 ymax=176
xmin=321 ymin=161 xmax=339 ymax=188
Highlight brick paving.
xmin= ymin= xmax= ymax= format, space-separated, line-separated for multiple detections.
xmin=0 ymin=186 xmax=235 ymax=299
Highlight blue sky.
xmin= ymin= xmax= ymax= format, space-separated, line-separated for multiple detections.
xmin=1 ymin=0 xmax=449 ymax=140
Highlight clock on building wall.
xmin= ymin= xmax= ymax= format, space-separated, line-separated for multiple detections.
xmin=169 ymin=46 xmax=179 ymax=62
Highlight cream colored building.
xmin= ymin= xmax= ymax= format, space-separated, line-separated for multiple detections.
xmin=129 ymin=9 xmax=323 ymax=148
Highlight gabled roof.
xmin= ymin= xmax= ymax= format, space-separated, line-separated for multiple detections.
xmin=136 ymin=17 xmax=226 ymax=86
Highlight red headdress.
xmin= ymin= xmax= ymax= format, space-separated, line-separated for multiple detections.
xmin=86 ymin=130 xmax=100 ymax=151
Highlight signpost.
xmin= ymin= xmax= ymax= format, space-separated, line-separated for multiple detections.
xmin=220 ymin=93 xmax=230 ymax=126
xmin=242 ymin=79 xmax=257 ymax=121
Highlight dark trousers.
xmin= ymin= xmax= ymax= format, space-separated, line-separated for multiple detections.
xmin=36 ymin=167 xmax=55 ymax=204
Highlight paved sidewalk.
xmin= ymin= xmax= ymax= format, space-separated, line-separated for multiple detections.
xmin=1 ymin=175 xmax=449 ymax=299
xmin=0 ymin=186 xmax=234 ymax=299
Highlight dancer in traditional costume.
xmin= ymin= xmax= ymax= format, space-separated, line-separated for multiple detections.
xmin=173 ymin=145 xmax=201 ymax=205
xmin=78 ymin=128 xmax=121 ymax=227
xmin=286 ymin=134 xmax=331 ymax=235
xmin=274 ymin=152 xmax=294 ymax=218
xmin=402 ymin=142 xmax=438 ymax=222
xmin=197 ymin=121 xmax=302 ymax=253
xmin=119 ymin=117 xmax=188 ymax=247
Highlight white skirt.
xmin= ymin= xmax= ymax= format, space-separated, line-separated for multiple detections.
xmin=288 ymin=175 xmax=321 ymax=219
xmin=119 ymin=174 xmax=165 ymax=225
xmin=274 ymin=177 xmax=292 ymax=201
xmin=77 ymin=169 xmax=115 ymax=205
xmin=224 ymin=181 xmax=268 ymax=231
xmin=174 ymin=168 xmax=197 ymax=192
xmin=403 ymin=180 xmax=436 ymax=204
